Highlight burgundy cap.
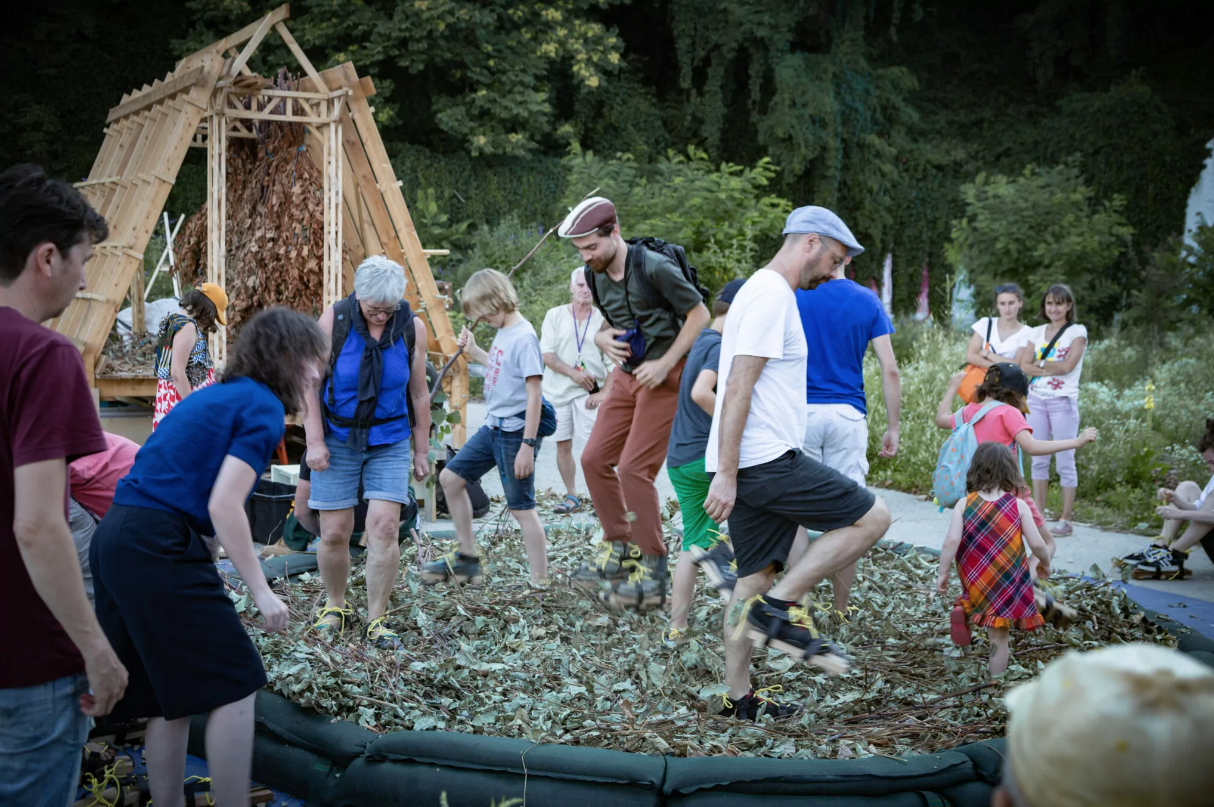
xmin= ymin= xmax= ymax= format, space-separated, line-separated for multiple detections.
xmin=558 ymin=197 xmax=618 ymax=238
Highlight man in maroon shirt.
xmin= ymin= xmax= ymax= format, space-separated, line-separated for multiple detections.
xmin=0 ymin=164 xmax=129 ymax=807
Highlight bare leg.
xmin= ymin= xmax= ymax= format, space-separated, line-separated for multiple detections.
xmin=1162 ymin=481 xmax=1202 ymax=544
xmin=293 ymin=479 xmax=320 ymax=536
xmin=987 ymin=627 xmax=1011 ymax=676
xmin=1171 ymin=481 xmax=1214 ymax=553
xmin=769 ymin=499 xmax=890 ymax=601
xmin=1060 ymin=486 xmax=1077 ymax=523
xmin=317 ymin=508 xmax=356 ymax=610
xmin=724 ymin=567 xmax=776 ymax=699
xmin=1032 ymin=480 xmax=1049 ymax=516
xmin=556 ymin=440 xmax=578 ymax=498
xmin=831 ymin=563 xmax=857 ymax=614
xmin=787 ymin=527 xmax=810 ymax=569
xmin=145 ymin=716 xmax=190 ymax=807
xmin=440 ymin=469 xmax=477 ymax=556
xmin=363 ymin=500 xmax=402 ymax=622
xmin=205 ymin=692 xmax=257 ymax=807
xmin=511 ymin=507 xmax=549 ymax=583
xmin=669 ymin=553 xmax=699 ymax=631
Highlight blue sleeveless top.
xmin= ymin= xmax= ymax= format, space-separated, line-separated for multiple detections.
xmin=324 ymin=328 xmax=412 ymax=447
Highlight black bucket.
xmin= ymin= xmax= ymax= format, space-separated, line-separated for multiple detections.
xmin=245 ymin=478 xmax=296 ymax=544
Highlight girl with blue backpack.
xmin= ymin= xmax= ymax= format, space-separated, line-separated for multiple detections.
xmin=935 ymin=362 xmax=1098 ymax=570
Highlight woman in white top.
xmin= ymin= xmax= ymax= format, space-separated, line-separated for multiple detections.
xmin=966 ymin=283 xmax=1033 ymax=366
xmin=1019 ymin=284 xmax=1088 ymax=536
xmin=1118 ymin=419 xmax=1214 ymax=579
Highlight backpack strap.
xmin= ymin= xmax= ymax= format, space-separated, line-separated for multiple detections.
xmin=324 ymin=295 xmax=420 ymax=430
xmin=585 ymin=264 xmax=613 ymax=328
xmin=627 ymin=240 xmax=671 ymax=312
xmin=964 ymin=399 xmax=1006 ymax=429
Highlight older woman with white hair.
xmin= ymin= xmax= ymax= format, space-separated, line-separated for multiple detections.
xmin=302 ymin=256 xmax=430 ymax=650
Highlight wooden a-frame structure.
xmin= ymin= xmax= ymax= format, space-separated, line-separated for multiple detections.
xmin=49 ymin=5 xmax=468 ymax=445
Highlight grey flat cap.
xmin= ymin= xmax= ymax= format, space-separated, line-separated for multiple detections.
xmin=782 ymin=206 xmax=865 ymax=257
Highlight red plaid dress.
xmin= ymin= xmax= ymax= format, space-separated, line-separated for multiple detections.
xmin=955 ymin=492 xmax=1043 ymax=631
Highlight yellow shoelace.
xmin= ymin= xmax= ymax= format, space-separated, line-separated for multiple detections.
xmin=753 ymin=684 xmax=785 ymax=705
xmin=184 ymin=775 xmax=216 ymax=806
xmin=313 ymin=604 xmax=352 ymax=631
xmin=622 ymin=558 xmax=653 ymax=585
xmin=367 ymin=615 xmax=398 ymax=640
xmin=81 ymin=763 xmax=121 ymax=807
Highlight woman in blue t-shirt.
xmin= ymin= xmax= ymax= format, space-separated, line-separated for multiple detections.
xmin=91 ymin=308 xmax=326 ymax=807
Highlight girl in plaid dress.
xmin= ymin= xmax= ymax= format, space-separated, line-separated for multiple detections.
xmin=937 ymin=443 xmax=1053 ymax=676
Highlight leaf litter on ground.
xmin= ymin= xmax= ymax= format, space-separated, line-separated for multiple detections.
xmin=238 ymin=491 xmax=1179 ymax=760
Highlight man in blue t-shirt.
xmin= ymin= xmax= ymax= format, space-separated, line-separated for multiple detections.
xmin=792 ymin=216 xmax=901 ymax=614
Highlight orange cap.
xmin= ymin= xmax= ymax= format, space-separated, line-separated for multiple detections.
xmin=199 ymin=282 xmax=229 ymax=325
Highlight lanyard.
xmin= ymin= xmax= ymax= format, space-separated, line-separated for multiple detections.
xmin=571 ymin=304 xmax=591 ymax=361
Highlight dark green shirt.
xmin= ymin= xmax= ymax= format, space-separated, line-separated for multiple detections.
xmin=591 ymin=248 xmax=704 ymax=372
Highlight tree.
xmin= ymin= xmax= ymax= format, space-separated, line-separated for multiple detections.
xmin=945 ymin=162 xmax=1134 ymax=324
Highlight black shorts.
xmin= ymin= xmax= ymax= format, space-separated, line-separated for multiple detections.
xmin=718 ymin=450 xmax=876 ymax=578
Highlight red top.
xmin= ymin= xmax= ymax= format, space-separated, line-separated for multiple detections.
xmin=70 ymin=433 xmax=140 ymax=518
xmin=958 ymin=401 xmax=1031 ymax=449
xmin=1 ymin=307 xmax=108 ymax=688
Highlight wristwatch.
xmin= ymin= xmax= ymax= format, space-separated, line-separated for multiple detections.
xmin=521 ymin=437 xmax=538 ymax=447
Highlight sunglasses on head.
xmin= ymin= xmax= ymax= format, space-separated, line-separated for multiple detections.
xmin=995 ymin=284 xmax=1019 ymax=294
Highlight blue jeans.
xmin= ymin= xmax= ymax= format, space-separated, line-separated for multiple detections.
xmin=0 ymin=673 xmax=91 ymax=807
xmin=309 ymin=431 xmax=413 ymax=510
xmin=446 ymin=425 xmax=539 ymax=510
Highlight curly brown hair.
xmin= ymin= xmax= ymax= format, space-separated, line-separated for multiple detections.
xmin=966 ymin=442 xmax=1025 ymax=494
xmin=220 ymin=307 xmax=326 ymax=416
xmin=1199 ymin=419 xmax=1214 ymax=454
xmin=180 ymin=288 xmax=219 ymax=334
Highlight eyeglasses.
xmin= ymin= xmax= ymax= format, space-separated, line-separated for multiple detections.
xmin=361 ymin=302 xmax=401 ymax=318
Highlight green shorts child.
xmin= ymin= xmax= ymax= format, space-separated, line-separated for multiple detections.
xmin=668 ymin=457 xmax=720 ymax=551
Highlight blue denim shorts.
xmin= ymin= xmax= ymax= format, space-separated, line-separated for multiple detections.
xmin=446 ymin=425 xmax=539 ymax=510
xmin=0 ymin=672 xmax=91 ymax=807
xmin=309 ymin=431 xmax=412 ymax=510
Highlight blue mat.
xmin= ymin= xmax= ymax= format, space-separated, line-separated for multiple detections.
xmin=77 ymin=747 xmax=305 ymax=806
xmin=1117 ymin=581 xmax=1214 ymax=641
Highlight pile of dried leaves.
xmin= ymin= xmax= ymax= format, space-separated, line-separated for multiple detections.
xmin=100 ymin=330 xmax=156 ymax=375
xmin=236 ymin=494 xmax=1178 ymax=760
xmin=175 ymin=71 xmax=332 ymax=333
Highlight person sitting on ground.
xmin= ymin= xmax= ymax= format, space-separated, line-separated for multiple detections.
xmin=152 ymin=282 xmax=227 ymax=430
xmin=91 ymin=308 xmax=327 ymax=807
xmin=937 ymin=443 xmax=1052 ymax=676
xmin=561 ymin=197 xmax=711 ymax=608
xmin=703 ymin=206 xmax=892 ymax=721
xmin=540 ymin=266 xmax=612 ymax=515
xmin=68 ymin=432 xmax=140 ymax=605
xmin=937 ymin=362 xmax=1098 ymax=570
xmin=0 ymin=164 xmax=127 ymax=806
xmin=965 ymin=283 xmax=1033 ymax=369
xmin=302 ymin=256 xmax=431 ymax=650
xmin=994 ymin=643 xmax=1214 ymax=807
xmin=662 ymin=278 xmax=744 ymax=646
xmin=788 ymin=241 xmax=901 ymax=617
xmin=424 ymin=269 xmax=549 ymax=587
xmin=1119 ymin=418 xmax=1214 ymax=579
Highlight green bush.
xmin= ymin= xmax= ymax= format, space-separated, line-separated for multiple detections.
xmin=864 ymin=322 xmax=1213 ymax=532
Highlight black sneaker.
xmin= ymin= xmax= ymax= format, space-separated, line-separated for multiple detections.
xmin=743 ymin=596 xmax=851 ymax=676
xmin=603 ymin=554 xmax=668 ymax=609
xmin=1135 ymin=548 xmax=1191 ymax=580
xmin=571 ymin=540 xmax=642 ymax=590
xmin=1116 ymin=541 xmax=1169 ymax=567
xmin=710 ymin=687 xmax=801 ymax=721
xmin=689 ymin=540 xmax=737 ymax=602
xmin=420 ymin=550 xmax=483 ymax=585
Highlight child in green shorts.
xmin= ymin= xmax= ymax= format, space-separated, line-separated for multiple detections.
xmin=662 ymin=279 xmax=744 ymax=647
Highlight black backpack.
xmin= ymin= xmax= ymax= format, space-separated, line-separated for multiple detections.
xmin=584 ymin=237 xmax=710 ymax=329
xmin=327 ymin=294 xmax=419 ymax=428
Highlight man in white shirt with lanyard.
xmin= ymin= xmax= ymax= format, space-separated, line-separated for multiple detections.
xmin=539 ymin=267 xmax=612 ymax=514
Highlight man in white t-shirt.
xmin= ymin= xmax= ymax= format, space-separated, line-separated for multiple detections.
xmin=539 ymin=268 xmax=612 ymax=514
xmin=704 ymin=206 xmax=891 ymax=721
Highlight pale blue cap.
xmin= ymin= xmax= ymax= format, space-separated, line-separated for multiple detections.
xmin=782 ymin=206 xmax=865 ymax=257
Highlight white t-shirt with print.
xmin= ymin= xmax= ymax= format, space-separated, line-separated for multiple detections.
xmin=1026 ymin=323 xmax=1088 ymax=400
xmin=484 ymin=319 xmax=545 ymax=431
xmin=538 ymin=304 xmax=608 ymax=406
xmin=1196 ymin=475 xmax=1214 ymax=510
xmin=706 ymin=268 xmax=808 ymax=472
xmin=971 ymin=316 xmax=1032 ymax=361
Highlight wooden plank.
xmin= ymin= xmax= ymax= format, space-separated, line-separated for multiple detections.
xmin=106 ymin=66 xmax=205 ymax=123
xmin=223 ymin=108 xmax=329 ymax=124
xmin=226 ymin=11 xmax=275 ymax=79
xmin=273 ymin=22 xmax=328 ymax=92
xmin=97 ymin=374 xmax=157 ymax=399
xmin=214 ymin=4 xmax=291 ymax=55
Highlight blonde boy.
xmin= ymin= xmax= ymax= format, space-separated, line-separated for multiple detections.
xmin=423 ymin=270 xmax=549 ymax=585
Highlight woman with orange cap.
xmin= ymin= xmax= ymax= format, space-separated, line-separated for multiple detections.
xmin=152 ymin=282 xmax=228 ymax=429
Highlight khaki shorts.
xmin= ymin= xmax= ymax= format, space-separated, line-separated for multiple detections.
xmin=553 ymin=394 xmax=599 ymax=443
xmin=803 ymin=403 xmax=870 ymax=486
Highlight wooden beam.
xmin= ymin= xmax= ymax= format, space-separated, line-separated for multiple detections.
xmin=106 ymin=67 xmax=205 ymax=123
xmin=215 ymin=4 xmax=290 ymax=54
xmin=226 ymin=48 xmax=256 ymax=77
xmin=227 ymin=11 xmax=275 ymax=78
xmin=273 ymin=22 xmax=328 ymax=92
xmin=97 ymin=374 xmax=157 ymax=399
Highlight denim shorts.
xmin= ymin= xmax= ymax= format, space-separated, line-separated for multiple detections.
xmin=446 ymin=425 xmax=539 ymax=510
xmin=0 ymin=672 xmax=91 ymax=807
xmin=309 ymin=431 xmax=412 ymax=510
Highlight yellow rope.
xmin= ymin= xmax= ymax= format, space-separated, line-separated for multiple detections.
xmin=184 ymin=775 xmax=215 ymax=806
xmin=81 ymin=764 xmax=120 ymax=807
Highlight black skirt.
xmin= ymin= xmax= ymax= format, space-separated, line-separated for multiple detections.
xmin=91 ymin=504 xmax=267 ymax=721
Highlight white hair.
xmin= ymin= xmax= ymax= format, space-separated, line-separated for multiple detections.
xmin=571 ymin=266 xmax=587 ymax=288
xmin=354 ymin=255 xmax=407 ymax=304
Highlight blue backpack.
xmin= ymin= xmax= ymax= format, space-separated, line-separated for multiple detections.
xmin=931 ymin=400 xmax=1005 ymax=509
